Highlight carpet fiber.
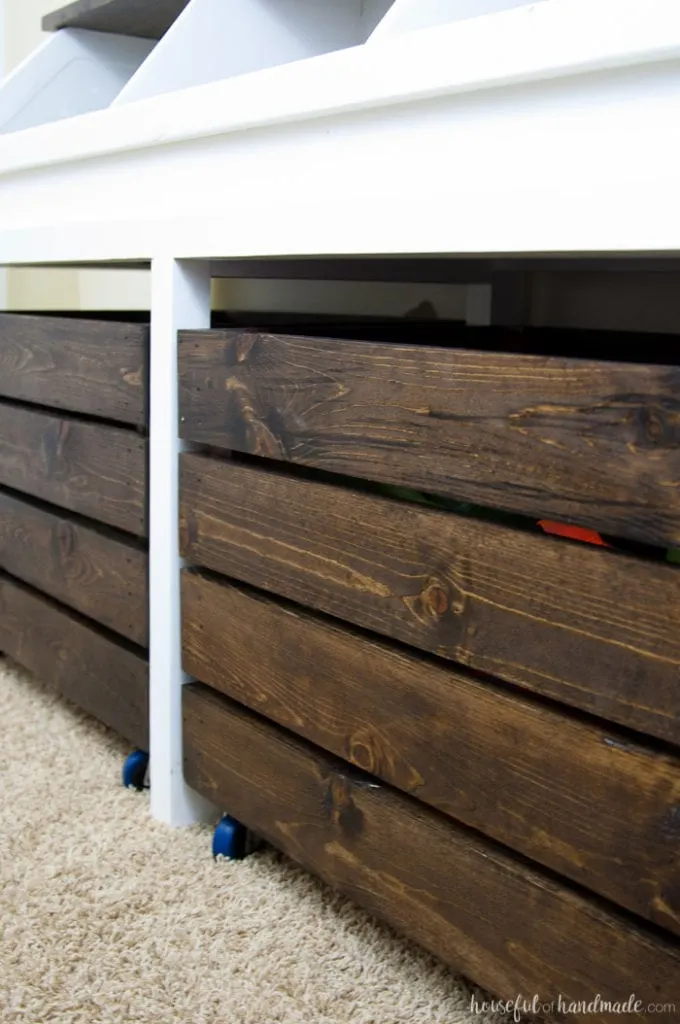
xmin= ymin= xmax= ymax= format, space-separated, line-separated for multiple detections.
xmin=1 ymin=658 xmax=513 ymax=1024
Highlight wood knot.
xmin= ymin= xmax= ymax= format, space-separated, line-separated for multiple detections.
xmin=224 ymin=375 xmax=286 ymax=458
xmin=420 ymin=581 xmax=449 ymax=620
xmin=640 ymin=406 xmax=670 ymax=445
xmin=324 ymin=775 xmax=364 ymax=840
xmin=419 ymin=579 xmax=467 ymax=619
xmin=449 ymin=582 xmax=467 ymax=616
xmin=348 ymin=731 xmax=378 ymax=774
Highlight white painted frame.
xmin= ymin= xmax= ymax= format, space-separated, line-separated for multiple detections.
xmin=149 ymin=258 xmax=214 ymax=826
xmin=2 ymin=0 xmax=680 ymax=826
xmin=2 ymin=0 xmax=680 ymax=263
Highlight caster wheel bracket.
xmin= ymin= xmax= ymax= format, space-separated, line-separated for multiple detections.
xmin=212 ymin=814 xmax=261 ymax=860
xmin=122 ymin=749 xmax=149 ymax=791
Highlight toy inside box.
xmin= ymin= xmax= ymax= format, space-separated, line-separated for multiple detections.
xmin=329 ymin=477 xmax=680 ymax=562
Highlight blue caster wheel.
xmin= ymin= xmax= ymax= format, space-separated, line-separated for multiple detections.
xmin=212 ymin=815 xmax=261 ymax=860
xmin=122 ymin=750 xmax=149 ymax=791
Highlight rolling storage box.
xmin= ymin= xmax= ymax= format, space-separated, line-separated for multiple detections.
xmin=0 ymin=313 xmax=149 ymax=751
xmin=178 ymin=325 xmax=680 ymax=1022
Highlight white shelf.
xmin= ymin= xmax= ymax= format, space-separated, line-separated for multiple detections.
xmin=1 ymin=0 xmax=680 ymax=264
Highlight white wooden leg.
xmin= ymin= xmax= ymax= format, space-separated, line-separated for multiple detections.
xmin=149 ymin=257 xmax=215 ymax=826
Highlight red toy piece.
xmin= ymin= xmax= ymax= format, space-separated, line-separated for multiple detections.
xmin=538 ymin=521 xmax=610 ymax=547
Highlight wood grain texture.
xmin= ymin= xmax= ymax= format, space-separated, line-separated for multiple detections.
xmin=182 ymin=571 xmax=680 ymax=933
xmin=43 ymin=0 xmax=188 ymax=38
xmin=0 ymin=576 xmax=148 ymax=749
xmin=178 ymin=330 xmax=680 ymax=547
xmin=180 ymin=454 xmax=680 ymax=745
xmin=0 ymin=490 xmax=148 ymax=646
xmin=183 ymin=684 xmax=680 ymax=1024
xmin=0 ymin=314 xmax=148 ymax=427
xmin=0 ymin=404 xmax=147 ymax=537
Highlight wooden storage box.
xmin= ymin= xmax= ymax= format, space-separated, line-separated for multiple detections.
xmin=0 ymin=313 xmax=149 ymax=749
xmin=178 ymin=326 xmax=680 ymax=1022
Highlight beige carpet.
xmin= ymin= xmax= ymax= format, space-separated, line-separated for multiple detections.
xmin=0 ymin=658 xmax=514 ymax=1024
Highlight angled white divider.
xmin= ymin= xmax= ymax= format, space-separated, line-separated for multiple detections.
xmin=368 ymin=0 xmax=540 ymax=42
xmin=0 ymin=29 xmax=154 ymax=134
xmin=113 ymin=0 xmax=395 ymax=105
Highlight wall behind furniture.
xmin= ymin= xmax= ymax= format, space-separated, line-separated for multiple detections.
xmin=1 ymin=0 xmax=151 ymax=310
xmin=0 ymin=0 xmax=5 ymax=308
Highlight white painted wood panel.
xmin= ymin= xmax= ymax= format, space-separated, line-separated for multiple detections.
xmin=0 ymin=28 xmax=153 ymax=133
xmin=149 ymin=257 xmax=215 ymax=827
xmin=114 ymin=0 xmax=394 ymax=105
xmin=1 ymin=60 xmax=680 ymax=263
xmin=0 ymin=0 xmax=679 ymax=264
xmin=368 ymin=0 xmax=539 ymax=42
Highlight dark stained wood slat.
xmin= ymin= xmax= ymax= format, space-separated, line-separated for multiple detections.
xmin=0 ymin=404 xmax=147 ymax=537
xmin=0 ymin=490 xmax=148 ymax=647
xmin=0 ymin=576 xmax=148 ymax=749
xmin=179 ymin=455 xmax=680 ymax=745
xmin=178 ymin=330 xmax=680 ymax=547
xmin=0 ymin=314 xmax=148 ymax=428
xmin=182 ymin=571 xmax=680 ymax=934
xmin=43 ymin=0 xmax=188 ymax=39
xmin=183 ymin=684 xmax=680 ymax=1024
